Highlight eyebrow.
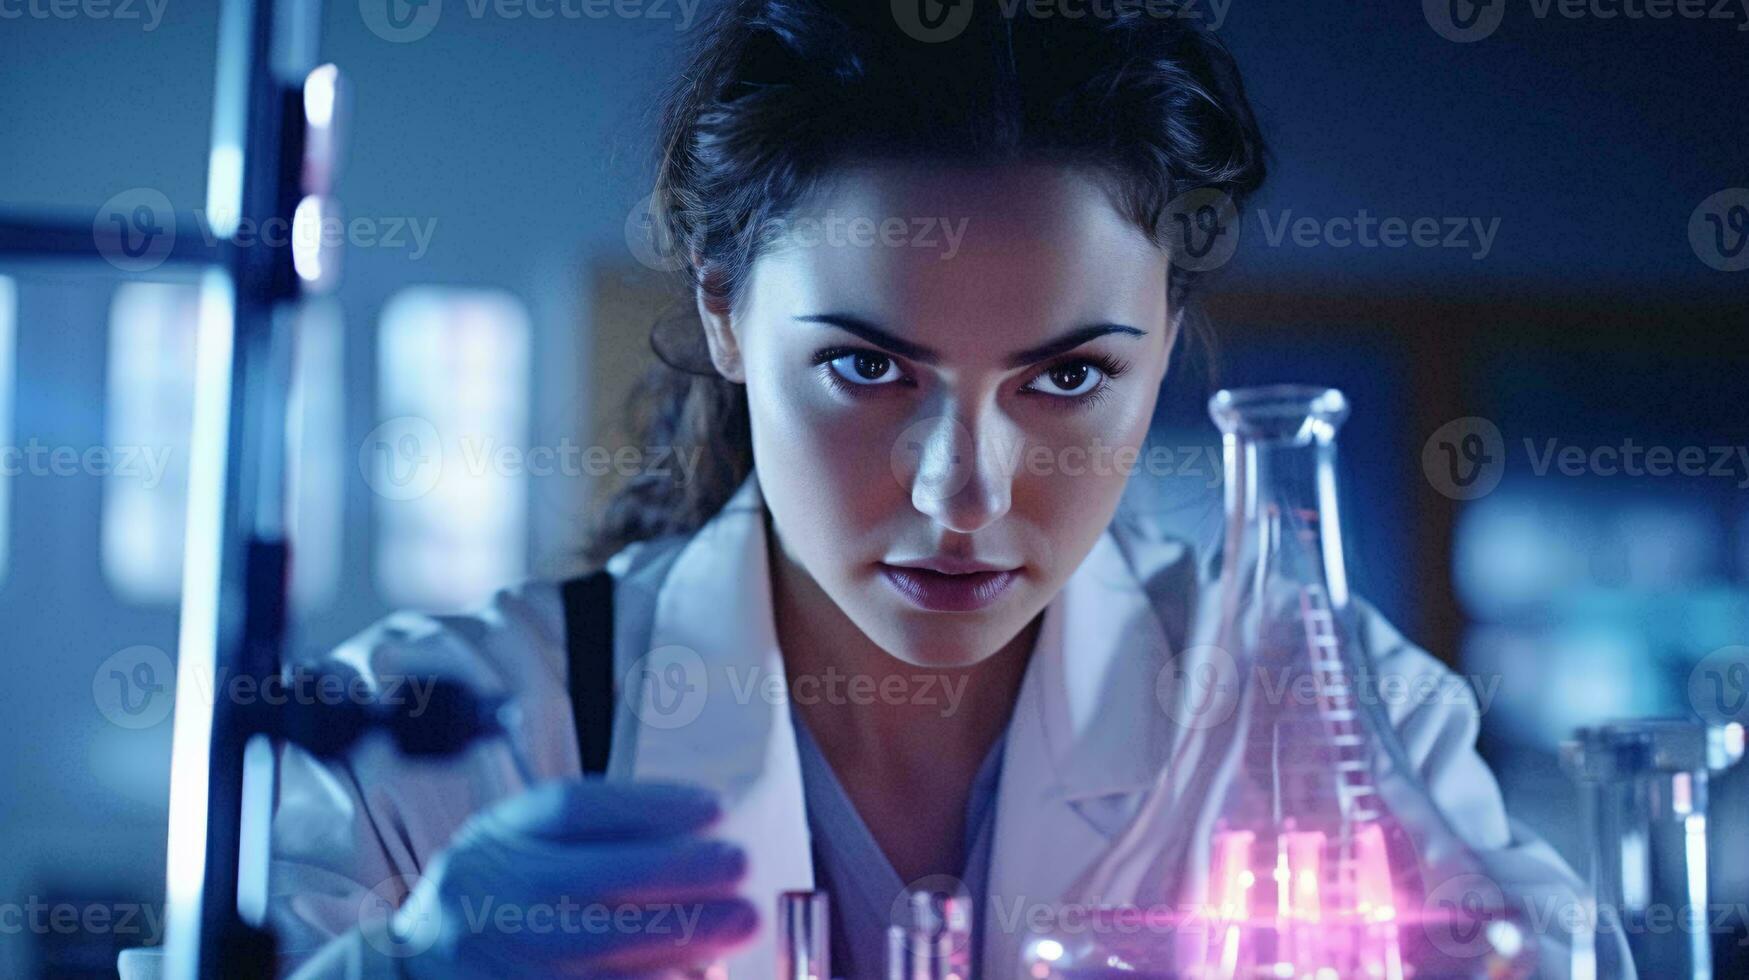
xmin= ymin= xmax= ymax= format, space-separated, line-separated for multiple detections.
xmin=795 ymin=314 xmax=1145 ymax=369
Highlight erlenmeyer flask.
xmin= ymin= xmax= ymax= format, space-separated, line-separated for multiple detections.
xmin=1021 ymin=385 xmax=1542 ymax=979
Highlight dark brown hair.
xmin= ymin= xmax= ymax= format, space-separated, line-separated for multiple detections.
xmin=586 ymin=0 xmax=1267 ymax=564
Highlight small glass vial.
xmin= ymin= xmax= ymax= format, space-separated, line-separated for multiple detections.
xmin=777 ymin=890 xmax=831 ymax=980
xmin=887 ymin=890 xmax=972 ymax=980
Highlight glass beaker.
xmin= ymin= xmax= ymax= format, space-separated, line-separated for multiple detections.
xmin=1562 ymin=719 xmax=1745 ymax=980
xmin=1020 ymin=385 xmax=1539 ymax=979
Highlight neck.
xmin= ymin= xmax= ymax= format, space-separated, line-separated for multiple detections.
xmin=763 ymin=512 xmax=1038 ymax=767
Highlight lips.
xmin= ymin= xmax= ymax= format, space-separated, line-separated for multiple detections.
xmin=878 ymin=561 xmax=1021 ymax=612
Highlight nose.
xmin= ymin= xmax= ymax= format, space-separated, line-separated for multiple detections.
xmin=897 ymin=411 xmax=1014 ymax=534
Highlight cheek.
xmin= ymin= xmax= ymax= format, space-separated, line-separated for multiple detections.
xmin=1012 ymin=379 xmax=1161 ymax=545
xmin=745 ymin=370 xmax=904 ymax=545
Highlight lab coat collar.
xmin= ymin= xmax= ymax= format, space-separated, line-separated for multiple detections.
xmin=1027 ymin=527 xmax=1181 ymax=806
xmin=619 ymin=472 xmax=1191 ymax=976
xmin=620 ymin=475 xmax=810 ymax=980
xmin=977 ymin=516 xmax=1190 ymax=974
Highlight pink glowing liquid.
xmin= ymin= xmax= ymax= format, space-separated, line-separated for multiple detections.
xmin=1204 ymin=822 xmax=1405 ymax=979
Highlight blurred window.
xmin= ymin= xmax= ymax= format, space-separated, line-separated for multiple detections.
xmin=372 ymin=288 xmax=530 ymax=612
xmin=102 ymin=281 xmax=200 ymax=604
xmin=286 ymin=299 xmax=344 ymax=611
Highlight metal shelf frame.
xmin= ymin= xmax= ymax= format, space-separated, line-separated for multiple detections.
xmin=4 ymin=0 xmax=329 ymax=974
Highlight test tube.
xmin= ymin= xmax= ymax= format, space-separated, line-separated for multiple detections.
xmin=778 ymin=890 xmax=831 ymax=980
xmin=887 ymin=890 xmax=973 ymax=980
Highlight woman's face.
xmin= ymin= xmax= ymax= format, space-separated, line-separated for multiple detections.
xmin=701 ymin=164 xmax=1175 ymax=667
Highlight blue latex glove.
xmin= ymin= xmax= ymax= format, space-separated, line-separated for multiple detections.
xmin=392 ymin=780 xmax=757 ymax=979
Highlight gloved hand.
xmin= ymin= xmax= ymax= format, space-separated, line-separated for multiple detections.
xmin=390 ymin=780 xmax=757 ymax=979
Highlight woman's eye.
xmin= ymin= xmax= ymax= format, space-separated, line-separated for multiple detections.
xmin=1024 ymin=360 xmax=1105 ymax=397
xmin=827 ymin=350 xmax=904 ymax=386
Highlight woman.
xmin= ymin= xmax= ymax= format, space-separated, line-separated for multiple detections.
xmin=272 ymin=2 xmax=1608 ymax=978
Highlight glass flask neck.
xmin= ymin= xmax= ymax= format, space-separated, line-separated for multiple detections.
xmin=1213 ymin=385 xmax=1352 ymax=614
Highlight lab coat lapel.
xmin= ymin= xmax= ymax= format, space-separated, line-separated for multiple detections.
xmin=622 ymin=478 xmax=813 ymax=980
xmin=981 ymin=530 xmax=1181 ymax=975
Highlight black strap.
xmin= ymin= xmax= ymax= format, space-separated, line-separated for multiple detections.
xmin=561 ymin=569 xmax=616 ymax=776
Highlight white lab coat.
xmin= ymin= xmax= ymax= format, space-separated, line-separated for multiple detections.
xmin=270 ymin=475 xmax=1628 ymax=979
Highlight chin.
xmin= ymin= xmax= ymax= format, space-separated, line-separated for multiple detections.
xmin=860 ymin=603 xmax=1029 ymax=669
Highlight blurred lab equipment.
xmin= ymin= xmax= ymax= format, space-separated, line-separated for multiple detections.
xmin=888 ymin=888 xmax=972 ymax=980
xmin=1562 ymin=719 xmax=1745 ymax=980
xmin=778 ymin=890 xmax=832 ymax=980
